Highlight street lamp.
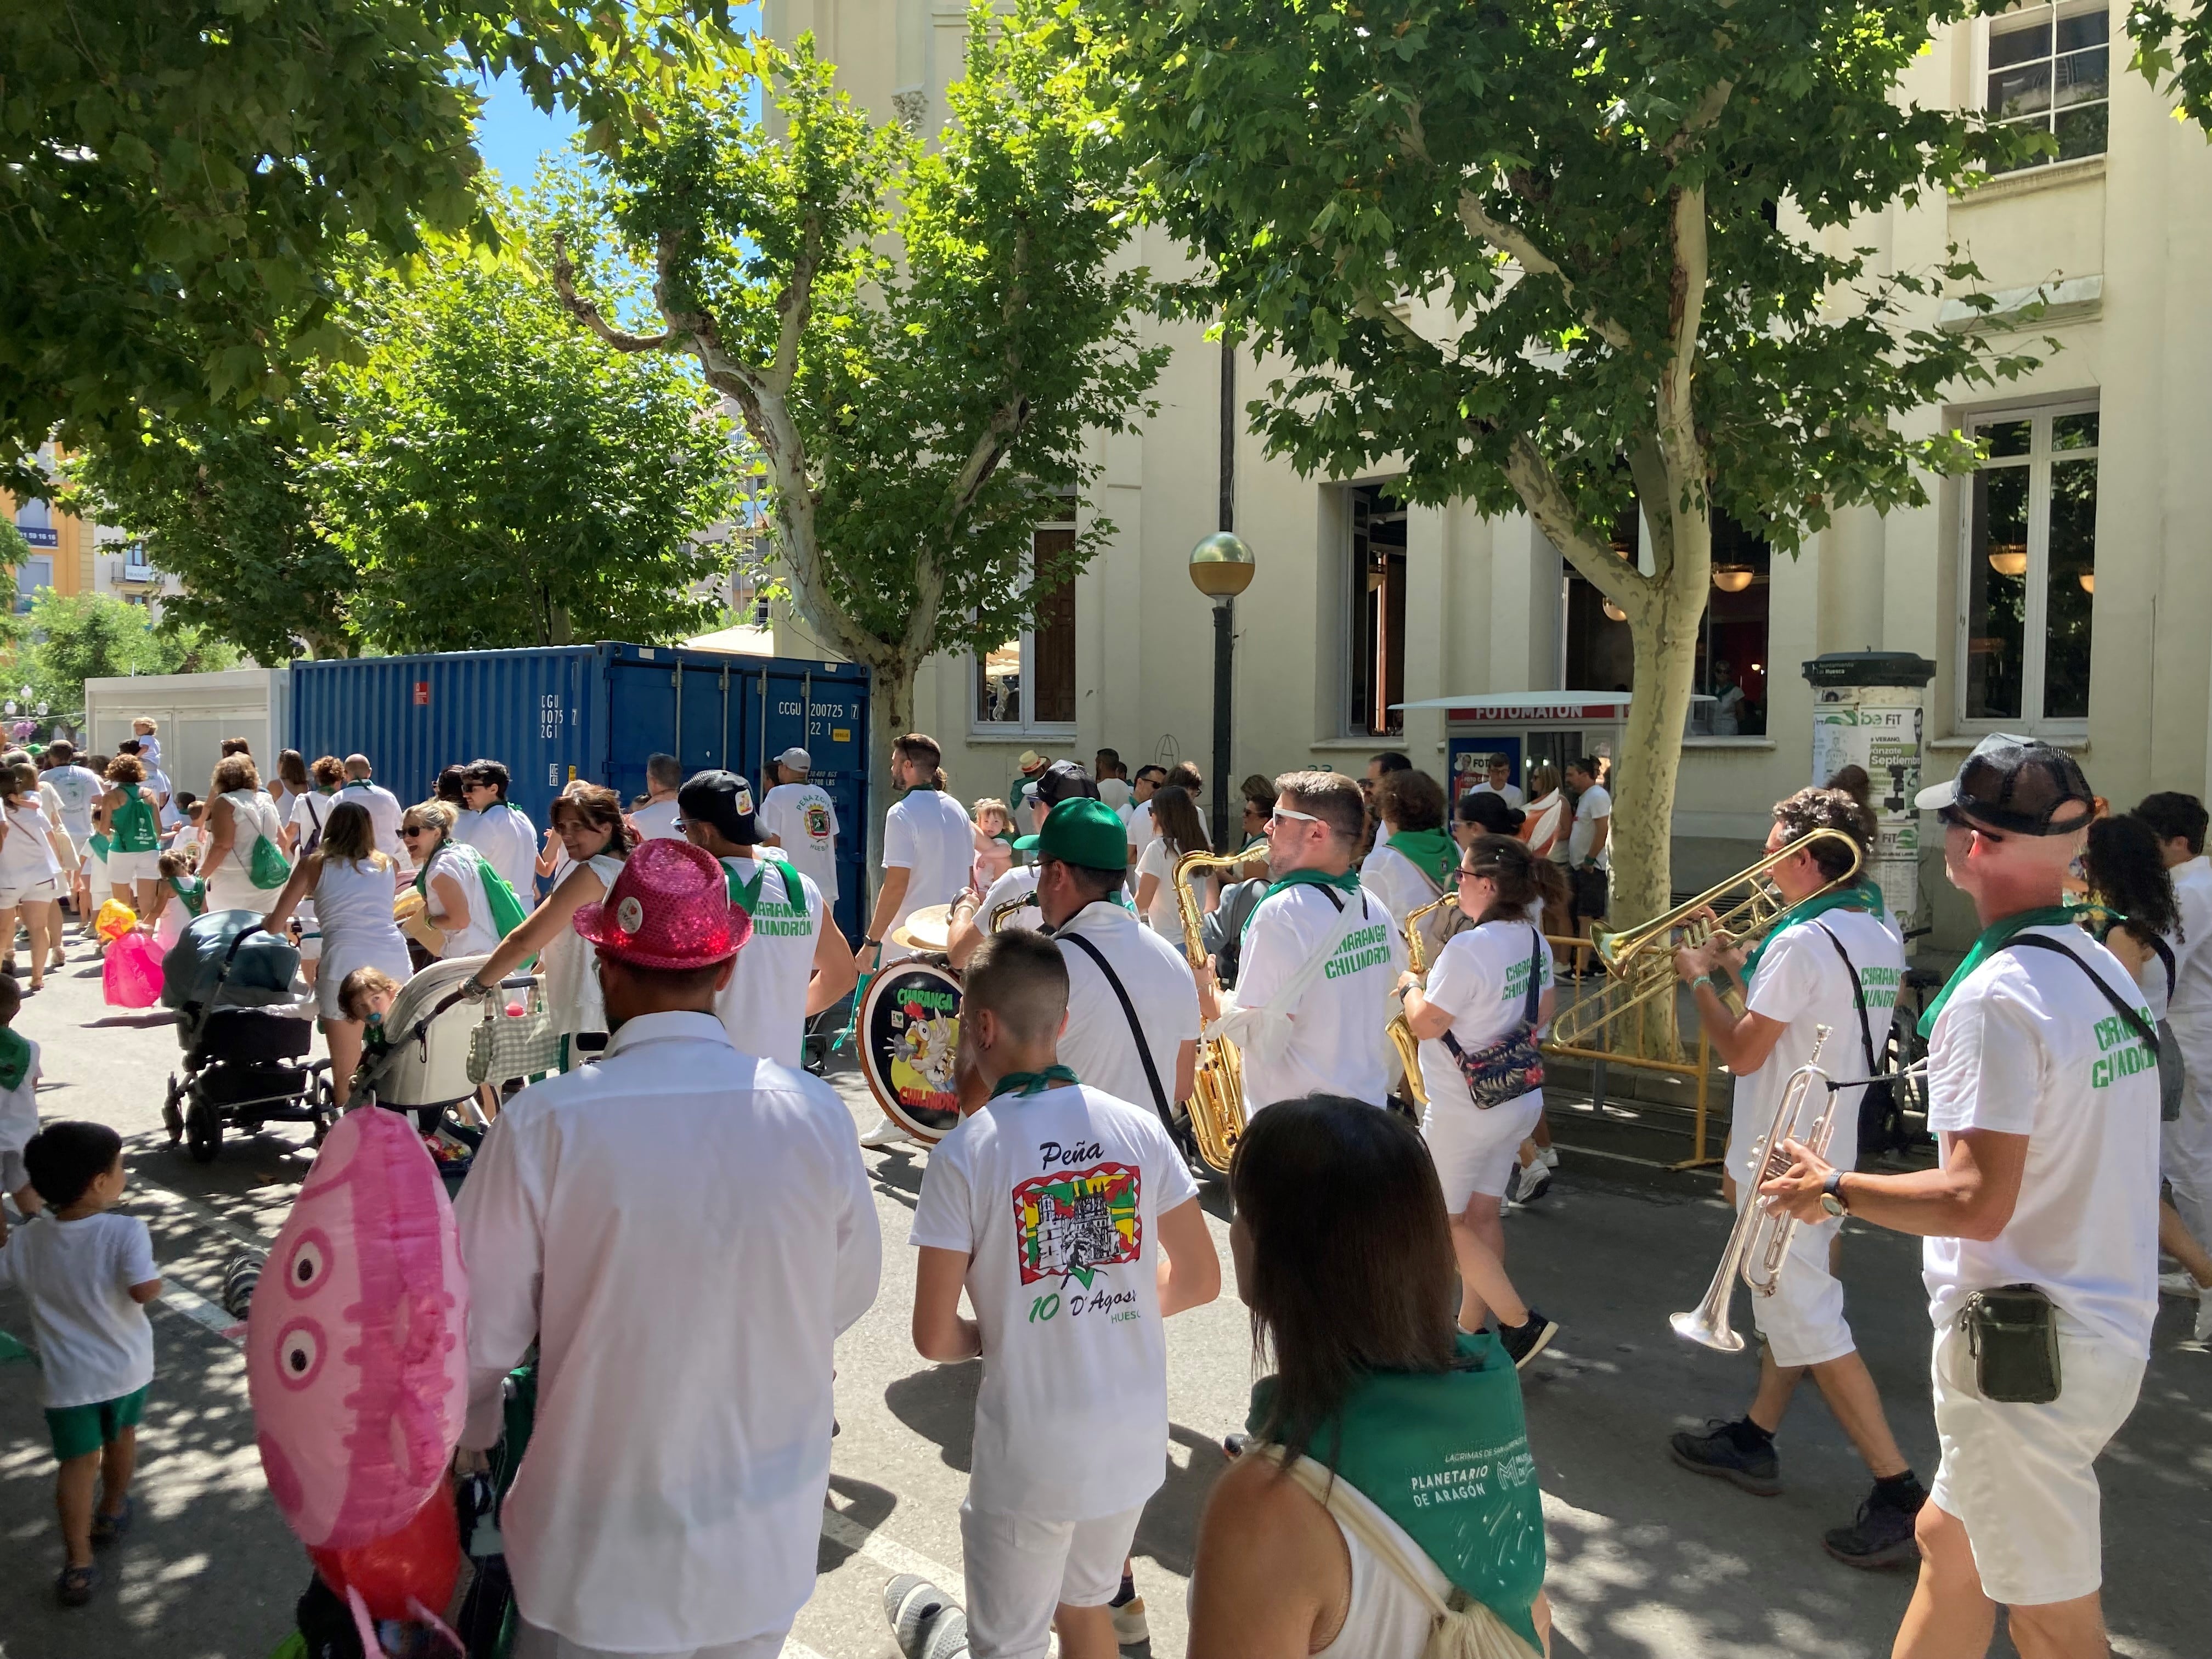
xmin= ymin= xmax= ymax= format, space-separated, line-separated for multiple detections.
xmin=1189 ymin=531 xmax=1256 ymax=845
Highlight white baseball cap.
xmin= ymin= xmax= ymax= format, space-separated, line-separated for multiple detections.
xmin=775 ymin=747 xmax=811 ymax=773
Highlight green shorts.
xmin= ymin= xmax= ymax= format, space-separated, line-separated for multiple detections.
xmin=46 ymin=1385 xmax=147 ymax=1462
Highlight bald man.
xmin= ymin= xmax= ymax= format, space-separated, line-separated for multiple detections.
xmin=340 ymin=754 xmax=409 ymax=873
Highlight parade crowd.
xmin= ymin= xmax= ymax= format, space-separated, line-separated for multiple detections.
xmin=0 ymin=717 xmax=2200 ymax=1659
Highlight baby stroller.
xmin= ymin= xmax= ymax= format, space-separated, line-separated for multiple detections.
xmin=161 ymin=915 xmax=331 ymax=1164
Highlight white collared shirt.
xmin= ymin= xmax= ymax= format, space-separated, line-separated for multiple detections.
xmin=454 ymin=1012 xmax=881 ymax=1651
xmin=458 ymin=801 xmax=538 ymax=905
xmin=341 ymin=777 xmax=409 ymax=871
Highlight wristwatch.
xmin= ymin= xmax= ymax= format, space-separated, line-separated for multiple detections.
xmin=1819 ymin=1169 xmax=1849 ymax=1218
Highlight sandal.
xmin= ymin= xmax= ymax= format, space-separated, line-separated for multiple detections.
xmin=56 ymin=1561 xmax=100 ymax=1605
xmin=91 ymin=1497 xmax=132 ymax=1548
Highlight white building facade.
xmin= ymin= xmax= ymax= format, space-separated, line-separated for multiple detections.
xmin=764 ymin=1 xmax=2212 ymax=952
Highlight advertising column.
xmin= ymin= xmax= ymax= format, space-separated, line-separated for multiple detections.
xmin=1803 ymin=651 xmax=1936 ymax=948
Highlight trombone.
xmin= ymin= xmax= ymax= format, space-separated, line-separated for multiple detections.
xmin=1671 ymin=1025 xmax=1841 ymax=1352
xmin=1386 ymin=892 xmax=1462 ymax=1111
xmin=1548 ymin=828 xmax=1865 ymax=1051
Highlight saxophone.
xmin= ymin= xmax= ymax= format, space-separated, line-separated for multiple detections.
xmin=1386 ymin=892 xmax=1462 ymax=1111
xmin=1173 ymin=847 xmax=1261 ymax=1178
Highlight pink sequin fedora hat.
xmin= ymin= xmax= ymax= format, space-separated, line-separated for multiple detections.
xmin=572 ymin=838 xmax=751 ymax=969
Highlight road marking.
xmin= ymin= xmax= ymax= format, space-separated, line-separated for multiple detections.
xmin=131 ymin=1173 xmax=280 ymax=1250
xmin=155 ymin=1279 xmax=246 ymax=1346
xmin=821 ymin=1503 xmax=959 ymax=1589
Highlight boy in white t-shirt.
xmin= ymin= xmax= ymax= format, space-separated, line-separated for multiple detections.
xmin=0 ymin=1120 xmax=162 ymax=1606
xmin=898 ymin=929 xmax=1220 ymax=1659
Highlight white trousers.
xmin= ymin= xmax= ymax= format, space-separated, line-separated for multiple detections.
xmin=2163 ymin=1023 xmax=2212 ymax=1251
xmin=514 ymin=1620 xmax=786 ymax=1659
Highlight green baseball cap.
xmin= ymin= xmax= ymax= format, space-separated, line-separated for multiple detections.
xmin=1014 ymin=797 xmax=1128 ymax=869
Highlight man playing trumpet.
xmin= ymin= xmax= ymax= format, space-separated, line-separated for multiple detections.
xmin=1667 ymin=786 xmax=1922 ymax=1568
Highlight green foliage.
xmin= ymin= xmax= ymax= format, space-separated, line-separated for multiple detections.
xmin=1091 ymin=0 xmax=2038 ymax=557
xmin=0 ymin=0 xmax=728 ymax=496
xmin=320 ymin=236 xmax=740 ymax=652
xmin=69 ymin=213 xmax=740 ymax=658
xmin=10 ymin=592 xmax=239 ymax=718
xmin=2129 ymin=3 xmax=2212 ymax=133
xmin=555 ymin=0 xmax=1166 ymax=751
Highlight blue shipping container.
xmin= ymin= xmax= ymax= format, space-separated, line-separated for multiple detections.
xmin=290 ymin=643 xmax=871 ymax=938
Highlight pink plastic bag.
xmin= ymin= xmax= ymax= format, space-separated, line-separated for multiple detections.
xmin=103 ymin=932 xmax=165 ymax=1008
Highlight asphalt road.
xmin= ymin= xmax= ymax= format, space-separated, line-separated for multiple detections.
xmin=3 ymin=931 xmax=2207 ymax=1658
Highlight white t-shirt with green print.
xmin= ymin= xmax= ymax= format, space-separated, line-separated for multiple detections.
xmin=711 ymin=854 xmax=823 ymax=1067
xmin=1922 ymin=923 xmax=2160 ymax=1355
xmin=1231 ymin=879 xmax=1406 ymax=1111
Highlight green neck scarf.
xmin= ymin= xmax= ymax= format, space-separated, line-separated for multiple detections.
xmin=992 ymin=1064 xmax=1080 ymax=1099
xmin=1264 ymin=867 xmax=1361 ymax=903
xmin=1740 ymin=877 xmax=1887 ymax=983
xmin=1246 ymin=1332 xmax=1547 ymax=1655
xmin=1387 ymin=827 xmax=1457 ymax=890
xmin=1917 ymin=904 xmax=2081 ymax=1039
xmin=721 ymin=856 xmax=789 ymax=915
xmin=0 ymin=1026 xmax=30 ymax=1092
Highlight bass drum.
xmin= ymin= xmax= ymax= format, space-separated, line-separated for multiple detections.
xmin=856 ymin=959 xmax=963 ymax=1144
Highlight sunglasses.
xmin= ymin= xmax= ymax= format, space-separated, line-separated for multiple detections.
xmin=400 ymin=825 xmax=433 ymax=837
xmin=1937 ymin=804 xmax=2005 ymax=842
xmin=1266 ymin=806 xmax=1323 ymax=827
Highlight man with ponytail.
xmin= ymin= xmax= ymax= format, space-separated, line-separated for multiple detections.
xmin=1667 ymin=785 xmax=1920 ymax=1570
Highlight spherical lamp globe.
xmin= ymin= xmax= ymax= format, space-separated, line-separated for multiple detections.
xmin=1188 ymin=532 xmax=1256 ymax=600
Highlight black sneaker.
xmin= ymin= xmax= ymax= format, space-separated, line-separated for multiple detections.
xmin=1823 ymin=1492 xmax=1922 ymax=1570
xmin=1221 ymin=1430 xmax=1249 ymax=1460
xmin=1668 ymin=1420 xmax=1781 ymax=1497
xmin=1498 ymin=1310 xmax=1559 ymax=1369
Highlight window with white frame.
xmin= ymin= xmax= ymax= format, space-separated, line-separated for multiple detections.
xmin=1341 ymin=481 xmax=1408 ymax=738
xmin=1959 ymin=403 xmax=2098 ymax=731
xmin=973 ymin=521 xmax=1077 ymax=735
xmin=1985 ymin=2 xmax=2109 ymax=172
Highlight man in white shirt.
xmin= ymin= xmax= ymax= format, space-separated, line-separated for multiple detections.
xmin=1093 ymin=748 xmax=1131 ymax=814
xmin=2134 ymin=792 xmax=2212 ymax=1278
xmin=455 ymin=840 xmax=880 ymax=1659
xmin=1468 ymin=754 xmax=1525 ymax=810
xmin=1361 ymin=751 xmax=1410 ymax=854
xmin=1204 ymin=770 xmax=1405 ymax=1111
xmin=1668 ymin=786 xmax=1923 ymax=1568
xmin=678 ymin=769 xmax=857 ymax=1066
xmin=41 ymin=740 xmax=103 ymax=926
xmin=757 ymin=746 xmax=840 ymax=905
xmin=1768 ymin=736 xmax=2156 ymax=1658
xmin=628 ymin=753 xmax=685 ymax=842
xmin=947 ymin=761 xmax=1098 ymax=969
xmin=901 ymin=929 xmax=1218 ymax=1659
xmin=1564 ymin=756 xmax=1611 ymax=950
xmin=1121 ymin=765 xmax=1166 ymax=862
xmin=1029 ymin=798 xmax=1201 ymax=1125
xmin=340 ymin=755 xmax=409 ymax=874
xmin=458 ymin=760 xmax=539 ymax=905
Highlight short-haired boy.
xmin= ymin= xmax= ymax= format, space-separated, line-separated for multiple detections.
xmin=0 ymin=1120 xmax=161 ymax=1605
xmin=899 ymin=930 xmax=1220 ymax=1659
xmin=0 ymin=972 xmax=42 ymax=1236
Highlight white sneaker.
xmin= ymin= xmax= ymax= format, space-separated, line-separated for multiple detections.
xmin=1110 ymin=1593 xmax=1150 ymax=1646
xmin=1539 ymin=1146 xmax=1560 ymax=1170
xmin=2159 ymin=1270 xmax=2205 ymax=1300
xmin=2196 ymin=1295 xmax=2212 ymax=1346
xmin=860 ymin=1115 xmax=912 ymax=1150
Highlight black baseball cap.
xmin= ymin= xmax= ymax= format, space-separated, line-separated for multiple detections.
xmin=1033 ymin=760 xmax=1099 ymax=809
xmin=1914 ymin=733 xmax=2095 ymax=837
xmin=676 ymin=769 xmax=760 ymax=844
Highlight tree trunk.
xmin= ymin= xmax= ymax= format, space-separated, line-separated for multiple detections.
xmin=866 ymin=655 xmax=920 ymax=918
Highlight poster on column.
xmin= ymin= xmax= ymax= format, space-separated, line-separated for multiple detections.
xmin=1811 ymin=695 xmax=1924 ymax=939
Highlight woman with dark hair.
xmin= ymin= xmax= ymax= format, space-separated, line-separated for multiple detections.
xmin=1364 ymin=770 xmax=1456 ymax=941
xmin=1397 ymin=835 xmax=1567 ymax=1368
xmin=435 ymin=765 xmax=468 ymax=808
xmin=1135 ymin=783 xmax=1211 ymax=934
xmin=1825 ymin=764 xmax=1873 ymax=811
xmin=1454 ymin=783 xmax=1526 ymax=846
xmin=272 ymin=748 xmax=312 ymax=826
xmin=1192 ymin=1097 xmax=1550 ymax=1658
xmin=2084 ymin=815 xmax=2212 ymax=1316
xmin=262 ymin=802 xmax=410 ymax=1105
xmin=466 ymin=784 xmax=633 ymax=1066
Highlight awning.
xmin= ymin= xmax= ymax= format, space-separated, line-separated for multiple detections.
xmin=1392 ymin=691 xmax=1714 ymax=714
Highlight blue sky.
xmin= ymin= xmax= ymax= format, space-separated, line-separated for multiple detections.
xmin=471 ymin=71 xmax=583 ymax=190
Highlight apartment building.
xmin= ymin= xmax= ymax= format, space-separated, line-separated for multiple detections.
xmin=3 ymin=444 xmax=181 ymax=615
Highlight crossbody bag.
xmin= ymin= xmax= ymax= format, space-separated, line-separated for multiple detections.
xmin=1811 ymin=922 xmax=1911 ymax=1159
xmin=1059 ymin=930 xmax=1175 ymax=1133
xmin=1440 ymin=928 xmax=1547 ymax=1110
xmin=1951 ymin=934 xmax=2160 ymax=1406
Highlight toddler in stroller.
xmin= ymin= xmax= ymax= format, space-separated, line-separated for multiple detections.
xmin=160 ymin=913 xmax=330 ymax=1164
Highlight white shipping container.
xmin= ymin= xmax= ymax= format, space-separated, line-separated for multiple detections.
xmin=82 ymin=668 xmax=291 ymax=802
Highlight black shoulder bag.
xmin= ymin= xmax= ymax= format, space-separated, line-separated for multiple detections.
xmin=1058 ymin=931 xmax=1176 ymax=1135
xmin=1811 ymin=922 xmax=1912 ymax=1159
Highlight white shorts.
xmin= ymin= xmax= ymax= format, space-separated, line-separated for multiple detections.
xmin=0 ymin=877 xmax=57 ymax=909
xmin=514 ymin=1620 xmax=783 ymax=1659
xmin=1423 ymin=1091 xmax=1543 ymax=1209
xmin=961 ymin=1499 xmax=1143 ymax=1659
xmin=105 ymin=849 xmax=158 ymax=885
xmin=1745 ymin=1205 xmax=1853 ymax=1369
xmin=1928 ymin=1313 xmax=2145 ymax=1606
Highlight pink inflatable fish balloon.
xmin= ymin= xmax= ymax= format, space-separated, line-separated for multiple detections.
xmin=249 ymin=1108 xmax=469 ymax=1551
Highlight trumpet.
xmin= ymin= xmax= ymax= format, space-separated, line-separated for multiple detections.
xmin=1671 ymin=1025 xmax=1838 ymax=1353
xmin=1385 ymin=892 xmax=1461 ymax=1111
xmin=1548 ymin=828 xmax=1865 ymax=1051
xmin=1173 ymin=848 xmax=1258 ymax=1178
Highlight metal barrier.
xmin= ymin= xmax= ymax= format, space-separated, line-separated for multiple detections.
xmin=1539 ymin=933 xmax=1725 ymax=1171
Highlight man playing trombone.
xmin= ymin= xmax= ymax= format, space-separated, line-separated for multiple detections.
xmin=1667 ymin=786 xmax=1922 ymax=1568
